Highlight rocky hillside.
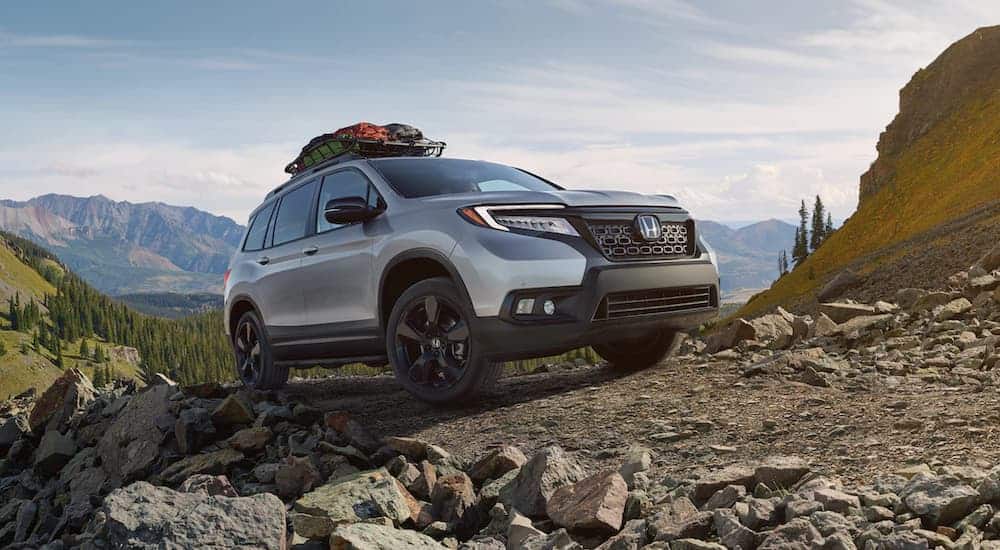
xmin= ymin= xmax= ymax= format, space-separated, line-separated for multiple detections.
xmin=741 ymin=25 xmax=1000 ymax=317
xmin=1 ymin=241 xmax=997 ymax=548
xmin=0 ymin=194 xmax=244 ymax=295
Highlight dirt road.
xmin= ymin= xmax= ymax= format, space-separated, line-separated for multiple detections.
xmin=283 ymin=357 xmax=1000 ymax=485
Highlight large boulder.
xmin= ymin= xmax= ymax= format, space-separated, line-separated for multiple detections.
xmin=749 ymin=314 xmax=795 ymax=349
xmin=329 ymin=522 xmax=444 ymax=549
xmin=468 ymin=446 xmax=527 ymax=483
xmin=97 ymin=383 xmax=175 ymax=483
xmin=93 ymin=481 xmax=286 ymax=549
xmin=293 ymin=468 xmax=415 ymax=539
xmin=900 ymin=474 xmax=979 ymax=527
xmin=158 ymin=448 xmax=245 ymax=485
xmin=28 ymin=368 xmax=96 ymax=432
xmin=500 ymin=446 xmax=585 ymax=517
xmin=704 ymin=319 xmax=756 ymax=354
xmin=546 ymin=470 xmax=628 ymax=533
xmin=817 ymin=269 xmax=861 ymax=302
xmin=175 ymin=407 xmax=216 ymax=455
xmin=818 ymin=302 xmax=877 ymax=323
xmin=34 ymin=429 xmax=77 ymax=476
xmin=0 ymin=415 xmax=29 ymax=449
xmin=646 ymin=496 xmax=712 ymax=542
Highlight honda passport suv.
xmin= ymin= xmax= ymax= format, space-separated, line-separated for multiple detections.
xmin=224 ymin=157 xmax=720 ymax=403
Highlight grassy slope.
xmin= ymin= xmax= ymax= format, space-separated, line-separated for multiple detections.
xmin=0 ymin=243 xmax=56 ymax=303
xmin=739 ymin=84 xmax=1000 ymax=317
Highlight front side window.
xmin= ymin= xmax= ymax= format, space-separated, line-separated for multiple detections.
xmin=242 ymin=202 xmax=275 ymax=252
xmin=316 ymin=170 xmax=373 ymax=233
xmin=271 ymin=180 xmax=317 ymax=246
xmin=369 ymin=158 xmax=561 ymax=199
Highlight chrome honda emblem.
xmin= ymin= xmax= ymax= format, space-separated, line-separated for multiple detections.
xmin=635 ymin=215 xmax=662 ymax=241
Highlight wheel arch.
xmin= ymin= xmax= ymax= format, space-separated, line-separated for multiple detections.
xmin=227 ymin=295 xmax=263 ymax=339
xmin=378 ymin=249 xmax=474 ymax=333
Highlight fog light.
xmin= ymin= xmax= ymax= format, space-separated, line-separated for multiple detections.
xmin=543 ymin=299 xmax=556 ymax=315
xmin=516 ymin=298 xmax=535 ymax=315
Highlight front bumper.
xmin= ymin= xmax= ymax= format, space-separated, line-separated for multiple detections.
xmin=472 ymin=259 xmax=720 ymax=361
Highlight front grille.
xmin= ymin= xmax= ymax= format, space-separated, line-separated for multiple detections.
xmin=593 ymin=286 xmax=716 ymax=321
xmin=587 ymin=219 xmax=695 ymax=261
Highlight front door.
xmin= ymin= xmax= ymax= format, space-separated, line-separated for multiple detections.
xmin=296 ymin=168 xmax=381 ymax=354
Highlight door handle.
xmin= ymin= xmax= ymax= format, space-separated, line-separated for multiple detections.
xmin=302 ymin=246 xmax=319 ymax=256
xmin=257 ymin=256 xmax=270 ymax=265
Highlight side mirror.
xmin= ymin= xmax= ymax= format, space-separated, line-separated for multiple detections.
xmin=324 ymin=197 xmax=380 ymax=225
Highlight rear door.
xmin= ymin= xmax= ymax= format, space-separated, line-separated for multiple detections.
xmin=296 ymin=168 xmax=381 ymax=351
xmin=255 ymin=179 xmax=318 ymax=341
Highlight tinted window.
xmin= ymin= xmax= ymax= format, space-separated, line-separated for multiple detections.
xmin=370 ymin=158 xmax=560 ymax=198
xmin=272 ymin=181 xmax=317 ymax=246
xmin=243 ymin=202 xmax=275 ymax=252
xmin=317 ymin=170 xmax=372 ymax=233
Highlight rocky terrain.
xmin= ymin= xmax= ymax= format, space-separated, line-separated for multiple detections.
xmin=0 ymin=241 xmax=998 ymax=548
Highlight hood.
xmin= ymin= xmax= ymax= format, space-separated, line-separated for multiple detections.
xmin=420 ymin=189 xmax=683 ymax=209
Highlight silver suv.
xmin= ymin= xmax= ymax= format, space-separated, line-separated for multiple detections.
xmin=224 ymin=156 xmax=720 ymax=403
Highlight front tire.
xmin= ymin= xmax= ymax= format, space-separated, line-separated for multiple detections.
xmin=593 ymin=327 xmax=679 ymax=371
xmin=233 ymin=311 xmax=288 ymax=390
xmin=386 ymin=277 xmax=500 ymax=404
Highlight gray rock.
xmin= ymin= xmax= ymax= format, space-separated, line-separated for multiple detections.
xmin=432 ymin=472 xmax=478 ymax=536
xmin=518 ymin=528 xmax=582 ymax=550
xmin=34 ymin=429 xmax=77 ymax=476
xmin=595 ymin=518 xmax=648 ymax=550
xmin=739 ymin=497 xmax=781 ymax=530
xmin=714 ymin=508 xmax=755 ymax=550
xmin=175 ymin=407 xmax=215 ymax=455
xmin=329 ymin=522 xmax=445 ymax=549
xmin=703 ymin=484 xmax=746 ymax=510
xmin=468 ymin=446 xmax=527 ymax=483
xmin=670 ymin=540 xmax=727 ymax=550
xmin=818 ymin=270 xmax=861 ymax=302
xmin=757 ymin=517 xmax=823 ymax=549
xmin=97 ymin=383 xmax=174 ymax=483
xmin=755 ymin=456 xmax=810 ymax=488
xmin=179 ymin=474 xmax=239 ymax=497
xmin=647 ymin=497 xmax=712 ymax=542
xmin=95 ymin=481 xmax=285 ymax=549
xmin=0 ymin=415 xmax=29 ymax=449
xmin=14 ymin=500 xmax=36 ymax=543
xmin=276 ymin=455 xmax=321 ymax=500
xmin=900 ymin=473 xmax=979 ymax=527
xmin=819 ymin=303 xmax=877 ymax=323
xmin=293 ymin=468 xmax=415 ymax=538
xmin=619 ymin=445 xmax=653 ymax=489
xmin=692 ymin=465 xmax=755 ymax=503
xmin=813 ymin=488 xmax=860 ymax=514
xmin=934 ymin=298 xmax=973 ymax=322
xmin=499 ymin=446 xmax=585 ymax=517
xmin=27 ymin=368 xmax=97 ymax=433
xmin=211 ymin=394 xmax=255 ymax=427
xmin=159 ymin=448 xmax=245 ymax=485
xmin=785 ymin=498 xmax=824 ymax=521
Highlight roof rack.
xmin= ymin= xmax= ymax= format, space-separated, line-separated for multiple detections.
xmin=268 ymin=136 xmax=446 ymax=198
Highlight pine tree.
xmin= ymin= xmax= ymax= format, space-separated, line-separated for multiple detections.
xmin=0 ymin=340 xmax=6 ymax=356
xmin=93 ymin=364 xmax=106 ymax=387
xmin=55 ymin=344 xmax=64 ymax=369
xmin=792 ymin=200 xmax=810 ymax=267
xmin=777 ymin=250 xmax=789 ymax=276
xmin=824 ymin=213 xmax=834 ymax=237
xmin=810 ymin=195 xmax=826 ymax=251
xmin=94 ymin=345 xmax=106 ymax=364
xmin=79 ymin=338 xmax=90 ymax=358
xmin=32 ymin=330 xmax=39 ymax=350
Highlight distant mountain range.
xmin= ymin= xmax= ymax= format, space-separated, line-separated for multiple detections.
xmin=0 ymin=194 xmax=244 ymax=295
xmin=697 ymin=219 xmax=795 ymax=300
xmin=0 ymin=194 xmax=792 ymax=303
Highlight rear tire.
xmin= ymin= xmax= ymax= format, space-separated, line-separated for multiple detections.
xmin=386 ymin=277 xmax=499 ymax=404
xmin=233 ymin=311 xmax=288 ymax=390
xmin=593 ymin=327 xmax=678 ymax=371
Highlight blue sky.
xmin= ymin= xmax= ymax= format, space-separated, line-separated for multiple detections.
xmin=1 ymin=1 xmax=996 ymax=222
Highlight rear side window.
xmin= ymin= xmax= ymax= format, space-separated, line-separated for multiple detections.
xmin=242 ymin=202 xmax=275 ymax=252
xmin=272 ymin=180 xmax=317 ymax=246
xmin=316 ymin=170 xmax=373 ymax=233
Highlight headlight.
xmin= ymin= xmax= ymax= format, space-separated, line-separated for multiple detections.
xmin=459 ymin=205 xmax=579 ymax=237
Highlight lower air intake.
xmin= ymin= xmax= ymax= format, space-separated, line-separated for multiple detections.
xmin=593 ymin=286 xmax=716 ymax=321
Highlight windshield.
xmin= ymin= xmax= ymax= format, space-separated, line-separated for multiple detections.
xmin=369 ymin=158 xmax=561 ymax=199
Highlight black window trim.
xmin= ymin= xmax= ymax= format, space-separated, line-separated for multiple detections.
xmin=241 ymin=200 xmax=277 ymax=253
xmin=315 ymin=167 xmax=386 ymax=236
xmin=266 ymin=178 xmax=321 ymax=249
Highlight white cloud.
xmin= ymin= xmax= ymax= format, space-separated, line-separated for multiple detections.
xmin=0 ymin=30 xmax=127 ymax=48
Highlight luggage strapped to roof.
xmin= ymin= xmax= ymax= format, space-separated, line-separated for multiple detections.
xmin=284 ymin=122 xmax=445 ymax=175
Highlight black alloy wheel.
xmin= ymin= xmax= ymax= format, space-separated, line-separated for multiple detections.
xmin=386 ymin=277 xmax=501 ymax=404
xmin=234 ymin=316 xmax=263 ymax=386
xmin=393 ymin=294 xmax=471 ymax=390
